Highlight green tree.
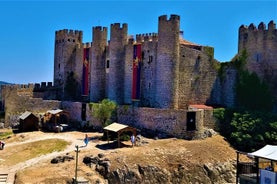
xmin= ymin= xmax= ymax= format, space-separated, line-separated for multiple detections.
xmin=90 ymin=99 xmax=117 ymax=127
xmin=234 ymin=50 xmax=273 ymax=111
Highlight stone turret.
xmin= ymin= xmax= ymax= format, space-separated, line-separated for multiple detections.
xmin=90 ymin=26 xmax=108 ymax=102
xmin=155 ymin=14 xmax=180 ymax=109
xmin=108 ymin=23 xmax=128 ymax=104
xmin=54 ymin=29 xmax=83 ymax=100
xmin=238 ymin=20 xmax=277 ymax=78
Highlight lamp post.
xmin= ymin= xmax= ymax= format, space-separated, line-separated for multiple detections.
xmin=74 ymin=145 xmax=80 ymax=184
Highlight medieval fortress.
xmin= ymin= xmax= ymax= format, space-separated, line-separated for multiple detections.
xmin=1 ymin=15 xmax=276 ymax=138
xmin=53 ymin=14 xmax=217 ymax=109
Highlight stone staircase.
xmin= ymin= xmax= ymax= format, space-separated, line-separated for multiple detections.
xmin=0 ymin=174 xmax=8 ymax=184
xmin=0 ymin=173 xmax=15 ymax=184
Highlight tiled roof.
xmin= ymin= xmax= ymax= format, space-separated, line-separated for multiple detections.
xmin=189 ymin=104 xmax=213 ymax=110
xmin=179 ymin=39 xmax=199 ymax=46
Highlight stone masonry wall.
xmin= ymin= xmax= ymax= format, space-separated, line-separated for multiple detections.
xmin=117 ymin=106 xmax=215 ymax=139
xmin=140 ymin=35 xmax=158 ymax=107
xmin=108 ymin=23 xmax=128 ymax=104
xmin=178 ymin=46 xmax=218 ymax=109
xmin=3 ymin=85 xmax=61 ymax=127
xmin=155 ymin=15 xmax=180 ymax=109
xmin=90 ymin=26 xmax=107 ymax=102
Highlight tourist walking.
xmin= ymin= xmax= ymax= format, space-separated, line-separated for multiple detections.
xmin=131 ymin=134 xmax=136 ymax=147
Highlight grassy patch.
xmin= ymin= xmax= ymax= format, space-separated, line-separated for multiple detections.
xmin=0 ymin=139 xmax=70 ymax=166
xmin=0 ymin=129 xmax=13 ymax=139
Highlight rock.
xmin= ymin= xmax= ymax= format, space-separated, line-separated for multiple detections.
xmin=51 ymin=155 xmax=74 ymax=164
xmin=98 ymin=153 xmax=105 ymax=158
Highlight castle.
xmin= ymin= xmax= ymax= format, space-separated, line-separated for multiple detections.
xmin=1 ymin=14 xmax=276 ymax=138
xmin=53 ymin=14 xmax=218 ymax=109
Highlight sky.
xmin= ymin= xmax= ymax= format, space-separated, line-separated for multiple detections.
xmin=0 ymin=0 xmax=276 ymax=84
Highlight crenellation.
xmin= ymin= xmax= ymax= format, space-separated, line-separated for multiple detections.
xmin=136 ymin=33 xmax=158 ymax=43
xmin=248 ymin=23 xmax=257 ymax=30
xmin=170 ymin=14 xmax=180 ymax=21
xmin=268 ymin=20 xmax=276 ymax=31
xmin=258 ymin=22 xmax=266 ymax=30
xmin=158 ymin=15 xmax=167 ymax=21
xmin=83 ymin=42 xmax=91 ymax=48
xmin=111 ymin=23 xmax=127 ymax=31
xmin=128 ymin=37 xmax=134 ymax=44
xmin=55 ymin=29 xmax=83 ymax=43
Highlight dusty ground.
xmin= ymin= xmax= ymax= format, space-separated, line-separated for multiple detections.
xmin=0 ymin=130 xmax=240 ymax=184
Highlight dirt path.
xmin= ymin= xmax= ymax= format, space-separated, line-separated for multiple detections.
xmin=0 ymin=131 xmax=98 ymax=173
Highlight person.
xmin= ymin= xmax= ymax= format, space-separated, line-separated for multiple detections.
xmin=131 ymin=134 xmax=136 ymax=147
xmin=84 ymin=134 xmax=89 ymax=146
xmin=0 ymin=141 xmax=5 ymax=150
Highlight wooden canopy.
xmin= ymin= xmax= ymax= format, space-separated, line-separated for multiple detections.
xmin=103 ymin=122 xmax=136 ymax=148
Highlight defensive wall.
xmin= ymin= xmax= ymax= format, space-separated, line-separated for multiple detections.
xmin=1 ymin=82 xmax=216 ymax=139
xmin=238 ymin=20 xmax=277 ymax=102
xmin=117 ymin=106 xmax=215 ymax=139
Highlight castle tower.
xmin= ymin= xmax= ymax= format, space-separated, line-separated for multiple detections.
xmin=54 ymin=29 xmax=83 ymax=100
xmin=90 ymin=26 xmax=108 ymax=102
xmin=238 ymin=21 xmax=277 ymax=79
xmin=155 ymin=14 xmax=180 ymax=109
xmin=123 ymin=37 xmax=135 ymax=104
xmin=108 ymin=23 xmax=128 ymax=104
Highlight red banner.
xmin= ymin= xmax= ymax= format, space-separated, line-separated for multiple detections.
xmin=132 ymin=44 xmax=142 ymax=100
xmin=82 ymin=48 xmax=89 ymax=96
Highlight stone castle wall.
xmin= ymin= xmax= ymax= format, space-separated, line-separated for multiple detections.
xmin=2 ymin=85 xmax=61 ymax=127
xmin=51 ymin=14 xmax=223 ymax=109
xmin=178 ymin=46 xmax=218 ymax=109
xmin=139 ymin=34 xmax=158 ymax=107
xmin=123 ymin=38 xmax=134 ymax=104
xmin=155 ymin=15 xmax=180 ymax=109
xmin=108 ymin=23 xmax=128 ymax=104
xmin=90 ymin=26 xmax=107 ymax=102
xmin=238 ymin=21 xmax=277 ymax=78
xmin=117 ymin=106 xmax=214 ymax=139
xmin=54 ymin=29 xmax=83 ymax=100
xmin=238 ymin=21 xmax=277 ymax=103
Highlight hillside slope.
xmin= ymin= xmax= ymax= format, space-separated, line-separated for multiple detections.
xmin=0 ymin=131 xmax=238 ymax=183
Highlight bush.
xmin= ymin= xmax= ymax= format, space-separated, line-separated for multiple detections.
xmin=214 ymin=108 xmax=277 ymax=152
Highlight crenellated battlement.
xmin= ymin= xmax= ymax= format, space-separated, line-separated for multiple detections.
xmin=238 ymin=20 xmax=277 ymax=52
xmin=238 ymin=20 xmax=277 ymax=91
xmin=111 ymin=23 xmax=127 ymax=31
xmin=93 ymin=26 xmax=107 ymax=32
xmin=83 ymin=42 xmax=91 ymax=48
xmin=55 ymin=29 xmax=83 ymax=43
xmin=159 ymin=14 xmax=180 ymax=21
xmin=135 ymin=33 xmax=158 ymax=43
xmin=128 ymin=35 xmax=135 ymax=44
xmin=34 ymin=82 xmax=54 ymax=90
xmin=239 ymin=20 xmax=276 ymax=32
xmin=2 ymin=83 xmax=34 ymax=90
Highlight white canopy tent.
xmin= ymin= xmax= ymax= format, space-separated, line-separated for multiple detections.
xmin=248 ymin=145 xmax=277 ymax=161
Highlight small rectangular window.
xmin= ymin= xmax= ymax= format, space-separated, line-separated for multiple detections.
xmin=106 ymin=60 xmax=110 ymax=68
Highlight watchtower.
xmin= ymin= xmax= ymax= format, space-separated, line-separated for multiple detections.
xmin=155 ymin=14 xmax=180 ymax=109
xmin=108 ymin=23 xmax=128 ymax=104
xmin=238 ymin=21 xmax=277 ymax=79
xmin=90 ymin=26 xmax=108 ymax=102
xmin=54 ymin=29 xmax=83 ymax=100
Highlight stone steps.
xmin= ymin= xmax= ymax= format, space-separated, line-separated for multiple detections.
xmin=0 ymin=174 xmax=8 ymax=184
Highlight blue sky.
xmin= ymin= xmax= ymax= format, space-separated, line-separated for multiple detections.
xmin=0 ymin=0 xmax=276 ymax=84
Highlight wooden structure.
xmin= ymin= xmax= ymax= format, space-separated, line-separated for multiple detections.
xmin=43 ymin=109 xmax=69 ymax=132
xmin=103 ymin=122 xmax=136 ymax=148
xmin=237 ymin=145 xmax=277 ymax=184
xmin=19 ymin=111 xmax=39 ymax=132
